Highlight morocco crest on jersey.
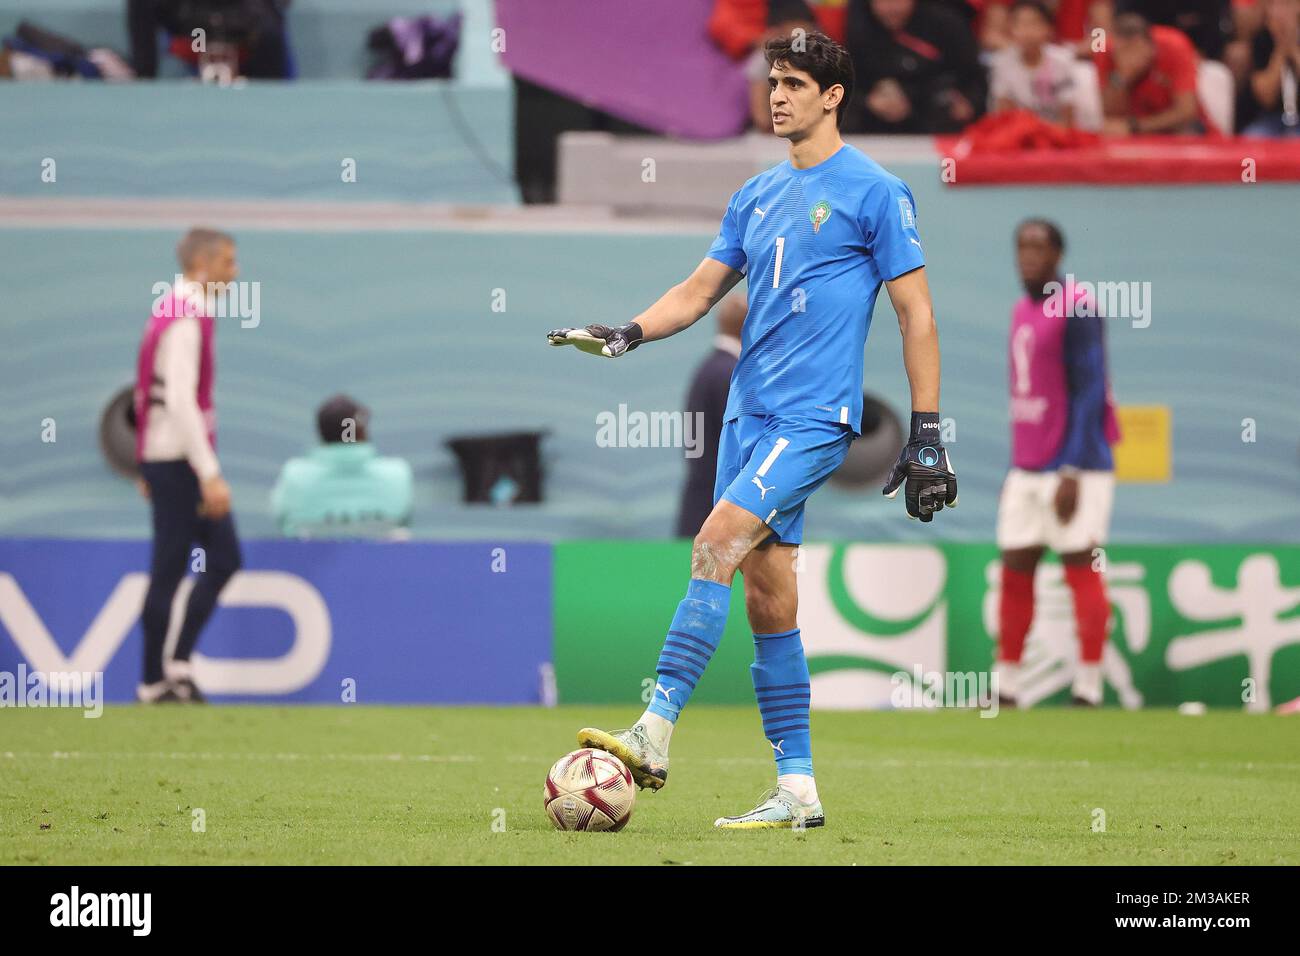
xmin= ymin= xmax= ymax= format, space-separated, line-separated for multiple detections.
xmin=810 ymin=200 xmax=832 ymax=233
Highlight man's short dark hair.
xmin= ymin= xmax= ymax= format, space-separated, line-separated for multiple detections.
xmin=1113 ymin=12 xmax=1152 ymax=40
xmin=1016 ymin=217 xmax=1066 ymax=252
xmin=767 ymin=0 xmax=815 ymax=26
xmin=1009 ymin=0 xmax=1054 ymax=25
xmin=763 ymin=30 xmax=855 ymax=127
xmin=317 ymin=394 xmax=369 ymax=444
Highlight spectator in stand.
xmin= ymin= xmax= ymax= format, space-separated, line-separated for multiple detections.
xmin=1244 ymin=0 xmax=1300 ymax=135
xmin=709 ymin=0 xmax=848 ymax=59
xmin=1115 ymin=0 xmax=1232 ymax=60
xmin=1231 ymin=0 xmax=1267 ymax=42
xmin=1226 ymin=0 xmax=1268 ymax=129
xmin=932 ymin=0 xmax=984 ymax=27
xmin=990 ymin=1 xmax=1078 ymax=125
xmin=848 ymin=0 xmax=988 ymax=132
xmin=982 ymin=0 xmax=1112 ymax=53
xmin=1095 ymin=13 xmax=1209 ymax=134
xmin=127 ymin=0 xmax=291 ymax=79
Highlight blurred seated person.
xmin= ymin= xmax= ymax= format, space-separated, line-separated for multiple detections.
xmin=128 ymin=0 xmax=292 ymax=79
xmin=990 ymin=1 xmax=1078 ymax=125
xmin=848 ymin=0 xmax=988 ymax=133
xmin=1095 ymin=13 xmax=1208 ymax=134
xmin=982 ymin=0 xmax=1112 ymax=53
xmin=271 ymin=395 xmax=413 ymax=537
xmin=748 ymin=1 xmax=823 ymax=130
xmin=1243 ymin=0 xmax=1300 ymax=135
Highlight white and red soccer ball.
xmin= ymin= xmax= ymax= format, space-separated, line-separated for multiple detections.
xmin=544 ymin=748 xmax=636 ymax=832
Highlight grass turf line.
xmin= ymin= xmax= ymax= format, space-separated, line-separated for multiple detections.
xmin=2 ymin=706 xmax=1297 ymax=865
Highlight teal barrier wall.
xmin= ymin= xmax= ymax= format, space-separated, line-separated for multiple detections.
xmin=0 ymin=81 xmax=515 ymax=202
xmin=2 ymin=176 xmax=1297 ymax=542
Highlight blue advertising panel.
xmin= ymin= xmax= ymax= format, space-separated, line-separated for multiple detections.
xmin=0 ymin=539 xmax=551 ymax=703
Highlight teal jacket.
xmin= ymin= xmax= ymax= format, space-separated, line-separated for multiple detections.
xmin=271 ymin=443 xmax=413 ymax=537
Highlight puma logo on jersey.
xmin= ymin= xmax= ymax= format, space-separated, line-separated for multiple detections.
xmin=753 ymin=206 xmax=766 ymax=219
xmin=910 ymin=237 xmax=923 ymax=251
xmin=752 ymin=477 xmax=776 ymax=500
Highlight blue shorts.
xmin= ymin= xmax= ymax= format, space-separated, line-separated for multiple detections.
xmin=712 ymin=415 xmax=854 ymax=545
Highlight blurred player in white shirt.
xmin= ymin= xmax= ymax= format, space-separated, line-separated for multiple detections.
xmin=133 ymin=228 xmax=242 ymax=703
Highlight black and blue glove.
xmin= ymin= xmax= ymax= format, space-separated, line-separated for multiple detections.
xmin=882 ymin=411 xmax=958 ymax=522
xmin=547 ymin=322 xmax=644 ymax=358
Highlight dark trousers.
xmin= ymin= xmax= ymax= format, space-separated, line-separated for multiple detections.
xmin=139 ymin=460 xmax=242 ymax=685
xmin=512 ymin=75 xmax=652 ymax=204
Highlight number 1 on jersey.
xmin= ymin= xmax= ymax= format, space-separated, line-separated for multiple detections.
xmin=772 ymin=236 xmax=785 ymax=288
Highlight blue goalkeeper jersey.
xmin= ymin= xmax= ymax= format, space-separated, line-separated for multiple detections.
xmin=705 ymin=143 xmax=925 ymax=434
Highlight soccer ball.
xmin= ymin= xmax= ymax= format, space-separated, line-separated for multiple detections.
xmin=543 ymin=748 xmax=636 ymax=832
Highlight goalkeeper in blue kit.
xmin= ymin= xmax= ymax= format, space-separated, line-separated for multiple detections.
xmin=547 ymin=31 xmax=956 ymax=829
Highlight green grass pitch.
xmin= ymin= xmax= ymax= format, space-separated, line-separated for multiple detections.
xmin=3 ymin=706 xmax=1297 ymax=865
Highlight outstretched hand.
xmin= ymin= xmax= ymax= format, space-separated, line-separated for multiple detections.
xmin=546 ymin=323 xmax=644 ymax=358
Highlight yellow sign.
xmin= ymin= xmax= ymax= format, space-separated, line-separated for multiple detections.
xmin=1113 ymin=405 xmax=1171 ymax=483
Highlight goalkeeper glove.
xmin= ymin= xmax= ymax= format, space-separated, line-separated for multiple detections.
xmin=882 ymin=411 xmax=958 ymax=522
xmin=546 ymin=322 xmax=644 ymax=358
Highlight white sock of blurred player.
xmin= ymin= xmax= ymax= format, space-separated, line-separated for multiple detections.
xmin=996 ymin=660 xmax=1021 ymax=702
xmin=1073 ymin=662 xmax=1102 ymax=705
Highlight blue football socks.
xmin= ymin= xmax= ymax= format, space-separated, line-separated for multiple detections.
xmin=645 ymin=578 xmax=731 ymax=723
xmin=751 ymin=628 xmax=813 ymax=776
